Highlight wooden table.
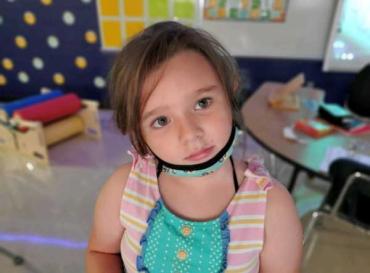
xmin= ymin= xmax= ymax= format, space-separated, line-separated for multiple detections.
xmin=241 ymin=82 xmax=370 ymax=192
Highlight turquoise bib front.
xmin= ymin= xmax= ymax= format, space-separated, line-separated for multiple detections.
xmin=137 ymin=200 xmax=230 ymax=273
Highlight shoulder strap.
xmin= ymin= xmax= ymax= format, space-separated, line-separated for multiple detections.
xmin=230 ymin=156 xmax=239 ymax=192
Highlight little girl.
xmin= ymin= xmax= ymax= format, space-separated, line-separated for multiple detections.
xmin=86 ymin=21 xmax=302 ymax=273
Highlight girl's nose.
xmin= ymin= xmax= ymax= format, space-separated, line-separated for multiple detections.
xmin=177 ymin=115 xmax=203 ymax=144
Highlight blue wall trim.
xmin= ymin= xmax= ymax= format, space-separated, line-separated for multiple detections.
xmin=236 ymin=57 xmax=356 ymax=104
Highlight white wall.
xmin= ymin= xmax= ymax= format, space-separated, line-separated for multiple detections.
xmin=203 ymin=0 xmax=337 ymax=59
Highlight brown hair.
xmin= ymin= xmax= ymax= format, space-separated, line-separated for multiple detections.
xmin=109 ymin=21 xmax=241 ymax=156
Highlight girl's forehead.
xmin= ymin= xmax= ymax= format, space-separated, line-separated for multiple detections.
xmin=140 ymin=62 xmax=167 ymax=111
xmin=141 ymin=50 xmax=221 ymax=106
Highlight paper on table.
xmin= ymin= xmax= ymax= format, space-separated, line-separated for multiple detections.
xmin=320 ymin=146 xmax=370 ymax=172
xmin=283 ymin=126 xmax=309 ymax=144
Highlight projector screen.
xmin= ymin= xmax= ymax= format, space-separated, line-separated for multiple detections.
xmin=323 ymin=0 xmax=370 ymax=72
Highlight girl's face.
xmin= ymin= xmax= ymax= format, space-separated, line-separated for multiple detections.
xmin=141 ymin=50 xmax=233 ymax=165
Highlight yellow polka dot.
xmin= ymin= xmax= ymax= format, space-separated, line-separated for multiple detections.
xmin=53 ymin=73 xmax=65 ymax=85
xmin=177 ymin=250 xmax=187 ymax=261
xmin=15 ymin=35 xmax=27 ymax=49
xmin=24 ymin=11 xmax=36 ymax=25
xmin=2 ymin=58 xmax=14 ymax=70
xmin=85 ymin=30 xmax=97 ymax=44
xmin=40 ymin=0 xmax=52 ymax=5
xmin=181 ymin=226 xmax=192 ymax=237
xmin=75 ymin=56 xmax=87 ymax=69
xmin=0 ymin=74 xmax=7 ymax=86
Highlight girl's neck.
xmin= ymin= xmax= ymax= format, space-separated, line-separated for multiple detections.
xmin=158 ymin=158 xmax=233 ymax=187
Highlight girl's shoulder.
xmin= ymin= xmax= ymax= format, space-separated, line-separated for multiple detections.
xmin=88 ymin=162 xmax=133 ymax=253
xmin=111 ymin=162 xmax=133 ymax=182
xmin=99 ymin=162 xmax=132 ymax=202
xmin=260 ymin=177 xmax=303 ymax=272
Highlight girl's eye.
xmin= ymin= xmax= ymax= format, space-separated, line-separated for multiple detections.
xmin=195 ymin=97 xmax=212 ymax=110
xmin=152 ymin=116 xmax=169 ymax=128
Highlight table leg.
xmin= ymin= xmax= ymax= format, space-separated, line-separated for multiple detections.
xmin=0 ymin=246 xmax=24 ymax=265
xmin=269 ymin=153 xmax=277 ymax=177
xmin=288 ymin=166 xmax=300 ymax=193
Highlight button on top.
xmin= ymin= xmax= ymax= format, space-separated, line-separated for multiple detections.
xmin=181 ymin=225 xmax=192 ymax=237
xmin=177 ymin=249 xmax=187 ymax=261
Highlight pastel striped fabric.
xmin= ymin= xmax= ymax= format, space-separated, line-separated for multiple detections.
xmin=120 ymin=151 xmax=273 ymax=273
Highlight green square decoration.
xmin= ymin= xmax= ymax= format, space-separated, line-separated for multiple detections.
xmin=149 ymin=0 xmax=169 ymax=18
xmin=174 ymin=0 xmax=196 ymax=19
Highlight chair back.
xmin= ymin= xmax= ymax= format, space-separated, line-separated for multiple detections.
xmin=348 ymin=64 xmax=370 ymax=117
xmin=302 ymin=172 xmax=370 ymax=273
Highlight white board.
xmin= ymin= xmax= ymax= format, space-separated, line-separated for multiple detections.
xmin=323 ymin=0 xmax=370 ymax=72
xmin=202 ymin=0 xmax=336 ymax=59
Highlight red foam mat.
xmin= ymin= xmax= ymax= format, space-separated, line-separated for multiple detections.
xmin=13 ymin=93 xmax=82 ymax=123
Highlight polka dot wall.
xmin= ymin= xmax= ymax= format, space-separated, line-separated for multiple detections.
xmin=0 ymin=0 xmax=111 ymax=104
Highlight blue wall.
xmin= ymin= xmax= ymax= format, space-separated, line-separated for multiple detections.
xmin=236 ymin=57 xmax=356 ymax=104
xmin=0 ymin=1 xmax=356 ymax=106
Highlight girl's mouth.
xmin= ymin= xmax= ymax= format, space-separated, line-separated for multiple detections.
xmin=184 ymin=146 xmax=215 ymax=161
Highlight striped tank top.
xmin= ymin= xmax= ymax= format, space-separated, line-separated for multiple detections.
xmin=120 ymin=150 xmax=273 ymax=273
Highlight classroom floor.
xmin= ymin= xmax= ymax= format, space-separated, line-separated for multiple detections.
xmin=0 ymin=110 xmax=331 ymax=273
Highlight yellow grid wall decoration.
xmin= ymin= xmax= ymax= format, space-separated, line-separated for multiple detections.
xmin=97 ymin=0 xmax=199 ymax=50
